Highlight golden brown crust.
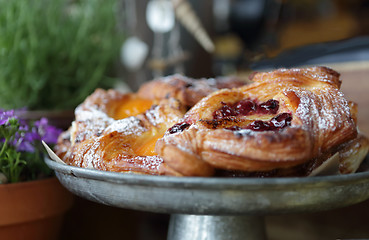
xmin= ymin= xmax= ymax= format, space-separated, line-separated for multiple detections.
xmin=137 ymin=74 xmax=246 ymax=108
xmin=156 ymin=66 xmax=364 ymax=176
xmin=62 ymin=98 xmax=186 ymax=175
xmin=54 ymin=130 xmax=71 ymax=160
xmin=68 ymin=89 xmax=131 ymax=145
xmin=339 ymin=134 xmax=369 ymax=174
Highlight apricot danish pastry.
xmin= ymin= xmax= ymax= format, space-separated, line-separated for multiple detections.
xmin=61 ymin=98 xmax=186 ymax=175
xmin=55 ymin=74 xmax=246 ymax=175
xmin=155 ymin=67 xmax=369 ymax=177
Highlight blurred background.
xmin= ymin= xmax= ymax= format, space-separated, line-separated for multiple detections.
xmin=120 ymin=0 xmax=369 ymax=90
xmin=2 ymin=0 xmax=369 ymax=113
xmin=1 ymin=0 xmax=369 ymax=239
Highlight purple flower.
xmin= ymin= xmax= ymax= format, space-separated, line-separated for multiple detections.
xmin=14 ymin=138 xmax=35 ymax=152
xmin=1 ymin=110 xmax=62 ymax=153
xmin=0 ymin=109 xmax=17 ymax=125
xmin=13 ymin=130 xmax=39 ymax=152
xmin=34 ymin=118 xmax=62 ymax=145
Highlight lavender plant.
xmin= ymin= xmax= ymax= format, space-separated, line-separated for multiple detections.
xmin=0 ymin=110 xmax=62 ymax=183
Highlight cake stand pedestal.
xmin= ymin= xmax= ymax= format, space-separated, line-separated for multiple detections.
xmin=168 ymin=214 xmax=266 ymax=240
xmin=45 ymin=157 xmax=369 ymax=240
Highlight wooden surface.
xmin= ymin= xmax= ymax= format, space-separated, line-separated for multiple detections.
xmin=338 ymin=62 xmax=369 ymax=136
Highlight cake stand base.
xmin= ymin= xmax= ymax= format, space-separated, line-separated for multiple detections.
xmin=168 ymin=214 xmax=266 ymax=240
xmin=44 ymin=157 xmax=369 ymax=240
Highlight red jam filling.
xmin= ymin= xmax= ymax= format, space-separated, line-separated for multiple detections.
xmin=168 ymin=122 xmax=191 ymax=134
xmin=213 ymin=99 xmax=279 ymax=119
xmin=168 ymin=99 xmax=292 ymax=134
xmin=226 ymin=113 xmax=292 ymax=131
xmin=213 ymin=99 xmax=292 ymax=131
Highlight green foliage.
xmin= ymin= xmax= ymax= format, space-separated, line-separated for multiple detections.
xmin=0 ymin=0 xmax=124 ymax=110
xmin=0 ymin=148 xmax=27 ymax=183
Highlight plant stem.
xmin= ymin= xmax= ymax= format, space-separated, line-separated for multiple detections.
xmin=0 ymin=138 xmax=8 ymax=158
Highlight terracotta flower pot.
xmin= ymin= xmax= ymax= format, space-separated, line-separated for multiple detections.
xmin=0 ymin=177 xmax=74 ymax=240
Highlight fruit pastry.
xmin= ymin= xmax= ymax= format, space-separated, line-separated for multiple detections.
xmin=156 ymin=67 xmax=369 ymax=177
xmin=54 ymin=74 xmax=246 ymax=175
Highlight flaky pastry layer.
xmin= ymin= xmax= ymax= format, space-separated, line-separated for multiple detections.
xmin=156 ymin=67 xmax=367 ymax=176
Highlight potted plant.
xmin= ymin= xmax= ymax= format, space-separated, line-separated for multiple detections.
xmin=0 ymin=109 xmax=74 ymax=240
xmin=0 ymin=0 xmax=124 ymax=127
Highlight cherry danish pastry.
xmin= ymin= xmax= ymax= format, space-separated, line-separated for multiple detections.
xmin=155 ymin=67 xmax=369 ymax=177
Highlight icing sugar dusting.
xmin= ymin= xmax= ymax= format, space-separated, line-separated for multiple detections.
xmin=133 ymin=155 xmax=163 ymax=171
xmin=295 ymin=87 xmax=351 ymax=132
xmin=145 ymin=106 xmax=165 ymax=126
xmin=295 ymin=89 xmax=317 ymax=130
xmin=76 ymin=107 xmax=113 ymax=122
xmin=104 ymin=116 xmax=145 ymax=135
xmin=84 ymin=140 xmax=103 ymax=169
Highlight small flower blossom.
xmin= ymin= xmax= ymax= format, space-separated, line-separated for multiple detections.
xmin=0 ymin=109 xmax=17 ymax=125
xmin=34 ymin=118 xmax=62 ymax=145
xmin=0 ymin=109 xmax=63 ymax=183
xmin=13 ymin=130 xmax=38 ymax=152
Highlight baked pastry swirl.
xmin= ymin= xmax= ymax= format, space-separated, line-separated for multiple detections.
xmin=60 ymin=98 xmax=186 ymax=175
xmin=155 ymin=67 xmax=369 ymax=177
xmin=55 ymin=74 xmax=246 ymax=175
xmin=54 ymin=67 xmax=368 ymax=177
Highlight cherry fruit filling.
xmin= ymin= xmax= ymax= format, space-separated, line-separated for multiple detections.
xmin=226 ymin=112 xmax=292 ymax=132
xmin=169 ymin=99 xmax=291 ymax=134
xmin=168 ymin=122 xmax=191 ymax=134
xmin=212 ymin=99 xmax=291 ymax=131
xmin=259 ymin=99 xmax=279 ymax=114
xmin=213 ymin=99 xmax=279 ymax=119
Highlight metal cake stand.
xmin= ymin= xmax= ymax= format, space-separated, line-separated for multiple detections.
xmin=45 ymin=157 xmax=369 ymax=240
